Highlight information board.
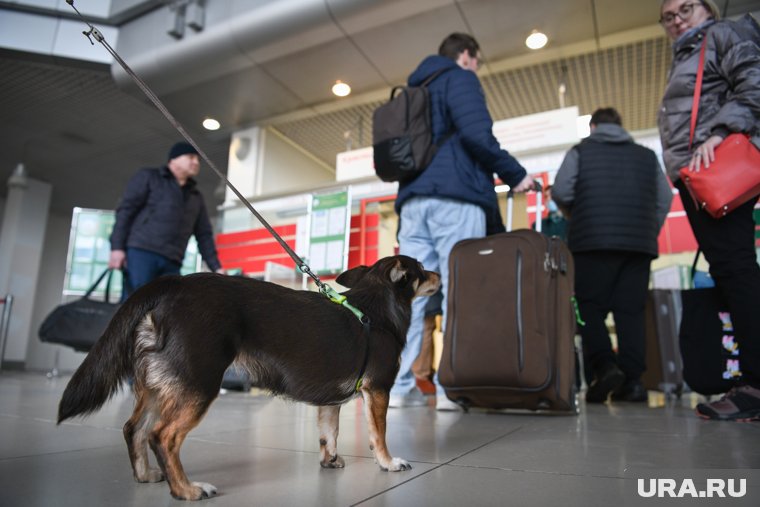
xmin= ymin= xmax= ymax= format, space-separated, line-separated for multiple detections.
xmin=307 ymin=188 xmax=351 ymax=276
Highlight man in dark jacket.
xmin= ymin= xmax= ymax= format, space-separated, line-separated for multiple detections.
xmin=552 ymin=108 xmax=672 ymax=404
xmin=108 ymin=142 xmax=223 ymax=297
xmin=389 ymin=33 xmax=534 ymax=411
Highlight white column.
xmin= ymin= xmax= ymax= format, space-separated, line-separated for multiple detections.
xmin=221 ymin=126 xmax=264 ymax=232
xmin=226 ymin=126 xmax=264 ymax=205
xmin=0 ymin=164 xmax=51 ymax=366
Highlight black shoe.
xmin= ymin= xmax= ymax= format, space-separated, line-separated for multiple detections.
xmin=586 ymin=363 xmax=625 ymax=404
xmin=611 ymin=380 xmax=647 ymax=402
xmin=695 ymin=385 xmax=760 ymax=422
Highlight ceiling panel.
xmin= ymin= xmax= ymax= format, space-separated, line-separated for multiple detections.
xmin=349 ymin=4 xmax=467 ymax=84
xmin=593 ymin=0 xmax=663 ymax=36
xmin=333 ymin=0 xmax=454 ymax=34
xmin=161 ymin=64 xmax=304 ymax=128
xmin=260 ymin=37 xmax=387 ymax=104
xmin=463 ymin=0 xmax=596 ymax=59
xmin=272 ymin=34 xmax=673 ymax=169
xmin=0 ymin=56 xmax=230 ymax=215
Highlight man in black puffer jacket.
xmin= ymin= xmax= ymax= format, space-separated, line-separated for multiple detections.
xmin=108 ymin=142 xmax=223 ymax=298
xmin=552 ymin=108 xmax=673 ymax=404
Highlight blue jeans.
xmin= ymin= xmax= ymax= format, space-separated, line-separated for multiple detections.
xmin=122 ymin=247 xmax=182 ymax=301
xmin=391 ymin=197 xmax=485 ymax=397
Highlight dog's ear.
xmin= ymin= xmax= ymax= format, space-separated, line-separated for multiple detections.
xmin=336 ymin=265 xmax=370 ymax=288
xmin=389 ymin=260 xmax=406 ymax=283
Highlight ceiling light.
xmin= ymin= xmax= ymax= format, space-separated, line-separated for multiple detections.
xmin=203 ymin=118 xmax=221 ymax=130
xmin=525 ymin=30 xmax=548 ymax=50
xmin=332 ymin=80 xmax=351 ymax=97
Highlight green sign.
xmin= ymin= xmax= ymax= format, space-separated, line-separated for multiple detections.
xmin=307 ymin=188 xmax=351 ymax=276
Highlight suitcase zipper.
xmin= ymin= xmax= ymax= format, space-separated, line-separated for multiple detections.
xmin=517 ymin=250 xmax=524 ymax=371
xmin=547 ymin=237 xmax=559 ymax=276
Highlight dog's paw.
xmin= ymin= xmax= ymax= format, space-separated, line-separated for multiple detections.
xmin=134 ymin=467 xmax=164 ymax=483
xmin=320 ymin=454 xmax=345 ymax=469
xmin=194 ymin=482 xmax=218 ymax=499
xmin=382 ymin=457 xmax=412 ymax=472
xmin=178 ymin=482 xmax=217 ymax=500
xmin=145 ymin=468 xmax=165 ymax=483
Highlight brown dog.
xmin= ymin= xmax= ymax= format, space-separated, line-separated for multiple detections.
xmin=57 ymin=255 xmax=440 ymax=500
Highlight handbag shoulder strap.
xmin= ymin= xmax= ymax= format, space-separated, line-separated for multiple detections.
xmin=688 ymin=36 xmax=709 ymax=150
xmin=690 ymin=249 xmax=704 ymax=279
xmin=83 ymin=268 xmax=114 ymax=302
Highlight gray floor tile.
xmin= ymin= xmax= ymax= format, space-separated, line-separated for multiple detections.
xmin=2 ymin=371 xmax=759 ymax=507
xmin=359 ymin=465 xmax=627 ymax=507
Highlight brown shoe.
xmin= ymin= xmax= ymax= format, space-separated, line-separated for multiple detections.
xmin=695 ymin=385 xmax=760 ymax=422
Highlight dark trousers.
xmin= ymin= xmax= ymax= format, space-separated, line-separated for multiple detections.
xmin=122 ymin=247 xmax=182 ymax=301
xmin=575 ymin=251 xmax=652 ymax=383
xmin=676 ymin=180 xmax=760 ymax=388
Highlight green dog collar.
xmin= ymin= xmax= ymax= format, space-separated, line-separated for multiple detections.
xmin=321 ymin=284 xmax=366 ymax=324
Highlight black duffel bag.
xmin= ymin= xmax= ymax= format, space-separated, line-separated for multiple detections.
xmin=679 ymin=252 xmax=742 ymax=395
xmin=39 ymin=269 xmax=121 ymax=353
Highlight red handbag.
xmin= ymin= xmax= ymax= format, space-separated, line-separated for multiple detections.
xmin=678 ymin=36 xmax=760 ymax=218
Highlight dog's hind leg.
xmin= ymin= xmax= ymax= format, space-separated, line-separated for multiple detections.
xmin=317 ymin=405 xmax=345 ymax=468
xmin=149 ymin=396 xmax=216 ymax=501
xmin=360 ymin=387 xmax=411 ymax=472
xmin=123 ymin=389 xmax=164 ymax=483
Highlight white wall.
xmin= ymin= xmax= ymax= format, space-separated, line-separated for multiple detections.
xmin=25 ymin=211 xmax=87 ymax=373
xmin=0 ymin=179 xmax=51 ymax=366
xmin=259 ymin=129 xmax=335 ymax=196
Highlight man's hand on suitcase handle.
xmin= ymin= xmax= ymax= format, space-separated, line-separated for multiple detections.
xmin=511 ymin=174 xmax=535 ymax=193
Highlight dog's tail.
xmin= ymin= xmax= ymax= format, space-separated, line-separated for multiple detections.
xmin=57 ymin=288 xmax=159 ymax=424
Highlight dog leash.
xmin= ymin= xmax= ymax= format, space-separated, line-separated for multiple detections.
xmin=65 ymin=1 xmax=367 ymax=327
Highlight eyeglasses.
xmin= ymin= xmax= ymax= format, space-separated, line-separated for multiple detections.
xmin=659 ymin=2 xmax=703 ymax=26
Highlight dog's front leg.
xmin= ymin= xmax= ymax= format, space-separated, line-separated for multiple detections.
xmin=360 ymin=388 xmax=411 ymax=471
xmin=317 ymin=405 xmax=345 ymax=468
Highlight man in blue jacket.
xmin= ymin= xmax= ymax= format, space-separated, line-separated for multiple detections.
xmin=108 ymin=142 xmax=223 ymax=298
xmin=390 ymin=33 xmax=534 ymax=410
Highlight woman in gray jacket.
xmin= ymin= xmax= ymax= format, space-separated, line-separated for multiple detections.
xmin=658 ymin=0 xmax=760 ymax=421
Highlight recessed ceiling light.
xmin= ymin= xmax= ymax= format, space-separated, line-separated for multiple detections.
xmin=332 ymin=80 xmax=351 ymax=97
xmin=203 ymin=118 xmax=221 ymax=130
xmin=525 ymin=30 xmax=548 ymax=50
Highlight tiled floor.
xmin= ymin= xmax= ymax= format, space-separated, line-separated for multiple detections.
xmin=1 ymin=371 xmax=759 ymax=507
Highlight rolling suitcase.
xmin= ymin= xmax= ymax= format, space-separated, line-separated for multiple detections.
xmin=438 ymin=187 xmax=578 ymax=412
xmin=642 ymin=289 xmax=684 ymax=397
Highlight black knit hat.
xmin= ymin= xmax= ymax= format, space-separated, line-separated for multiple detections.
xmin=168 ymin=142 xmax=198 ymax=161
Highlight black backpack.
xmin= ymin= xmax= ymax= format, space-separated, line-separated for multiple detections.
xmin=372 ymin=68 xmax=450 ymax=183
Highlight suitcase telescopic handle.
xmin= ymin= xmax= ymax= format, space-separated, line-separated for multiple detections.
xmin=506 ymin=179 xmax=543 ymax=232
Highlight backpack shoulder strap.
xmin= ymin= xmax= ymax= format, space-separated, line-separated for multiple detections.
xmin=420 ymin=67 xmax=453 ymax=87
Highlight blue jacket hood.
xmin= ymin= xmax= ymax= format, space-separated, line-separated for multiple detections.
xmin=408 ymin=55 xmax=459 ymax=86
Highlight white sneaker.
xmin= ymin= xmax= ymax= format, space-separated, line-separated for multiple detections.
xmin=435 ymin=395 xmax=461 ymax=411
xmin=388 ymin=388 xmax=428 ymax=408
